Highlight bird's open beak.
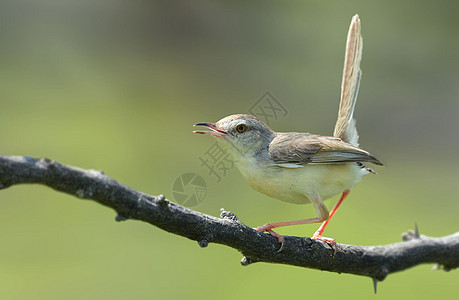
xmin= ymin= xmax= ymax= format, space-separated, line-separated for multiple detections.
xmin=193 ymin=122 xmax=228 ymax=137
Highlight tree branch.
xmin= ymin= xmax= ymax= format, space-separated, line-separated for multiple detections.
xmin=0 ymin=155 xmax=457 ymax=285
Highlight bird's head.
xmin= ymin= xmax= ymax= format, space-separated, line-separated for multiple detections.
xmin=193 ymin=114 xmax=274 ymax=157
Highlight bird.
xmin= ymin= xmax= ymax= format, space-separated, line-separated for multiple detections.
xmin=193 ymin=15 xmax=382 ymax=247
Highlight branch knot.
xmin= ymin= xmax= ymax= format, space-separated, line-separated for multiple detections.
xmin=220 ymin=208 xmax=239 ymax=222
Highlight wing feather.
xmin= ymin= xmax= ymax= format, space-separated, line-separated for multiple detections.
xmin=269 ymin=132 xmax=382 ymax=166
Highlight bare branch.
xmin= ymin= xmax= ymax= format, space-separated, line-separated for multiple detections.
xmin=0 ymin=155 xmax=457 ymax=284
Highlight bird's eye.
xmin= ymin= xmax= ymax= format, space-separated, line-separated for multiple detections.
xmin=235 ymin=124 xmax=247 ymax=133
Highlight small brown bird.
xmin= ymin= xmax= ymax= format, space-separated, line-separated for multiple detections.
xmin=194 ymin=15 xmax=381 ymax=247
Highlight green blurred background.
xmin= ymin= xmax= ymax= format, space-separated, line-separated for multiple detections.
xmin=0 ymin=0 xmax=458 ymax=299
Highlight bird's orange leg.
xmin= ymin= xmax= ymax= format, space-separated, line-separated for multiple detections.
xmin=312 ymin=190 xmax=350 ymax=245
xmin=255 ymin=217 xmax=324 ymax=244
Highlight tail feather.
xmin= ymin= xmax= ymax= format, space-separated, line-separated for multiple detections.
xmin=334 ymin=14 xmax=362 ymax=147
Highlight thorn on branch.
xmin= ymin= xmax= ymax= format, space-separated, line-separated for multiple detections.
xmin=372 ymin=277 xmax=378 ymax=294
xmin=402 ymin=224 xmax=422 ymax=242
xmin=414 ymin=222 xmax=420 ymax=238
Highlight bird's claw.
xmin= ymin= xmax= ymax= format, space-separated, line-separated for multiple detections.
xmin=254 ymin=225 xmax=285 ymax=252
xmin=312 ymin=233 xmax=336 ymax=245
xmin=312 ymin=234 xmax=338 ymax=255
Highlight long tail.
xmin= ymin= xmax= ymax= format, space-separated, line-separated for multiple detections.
xmin=333 ymin=14 xmax=362 ymax=147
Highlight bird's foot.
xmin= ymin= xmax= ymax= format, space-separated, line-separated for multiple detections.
xmin=312 ymin=233 xmax=338 ymax=255
xmin=312 ymin=233 xmax=336 ymax=245
xmin=255 ymin=224 xmax=285 ymax=252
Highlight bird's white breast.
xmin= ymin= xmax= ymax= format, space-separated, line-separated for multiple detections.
xmin=235 ymin=154 xmax=367 ymax=204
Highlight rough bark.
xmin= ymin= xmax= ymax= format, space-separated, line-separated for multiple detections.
xmin=0 ymin=155 xmax=457 ymax=288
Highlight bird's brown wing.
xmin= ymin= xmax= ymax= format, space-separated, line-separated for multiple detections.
xmin=269 ymin=132 xmax=382 ymax=165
